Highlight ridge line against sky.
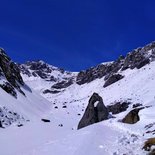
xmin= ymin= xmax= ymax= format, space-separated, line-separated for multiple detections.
xmin=0 ymin=0 xmax=155 ymax=71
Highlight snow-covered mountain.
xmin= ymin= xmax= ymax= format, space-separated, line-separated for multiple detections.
xmin=1 ymin=42 xmax=155 ymax=154
xmin=0 ymin=49 xmax=51 ymax=127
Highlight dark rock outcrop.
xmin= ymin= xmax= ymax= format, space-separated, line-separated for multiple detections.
xmin=0 ymin=49 xmax=24 ymax=86
xmin=26 ymin=60 xmax=52 ymax=72
xmin=0 ymin=49 xmax=25 ymax=96
xmin=51 ymin=79 xmax=73 ymax=89
xmin=107 ymin=101 xmax=130 ymax=114
xmin=78 ymin=93 xmax=109 ymax=129
xmin=122 ymin=108 xmax=143 ymax=124
xmin=43 ymin=89 xmax=61 ymax=94
xmin=0 ymin=106 xmax=25 ymax=128
xmin=143 ymin=138 xmax=155 ymax=151
xmin=19 ymin=60 xmax=53 ymax=79
xmin=0 ymin=82 xmax=17 ymax=98
xmin=0 ymin=120 xmax=3 ymax=128
xmin=122 ymin=49 xmax=150 ymax=70
xmin=103 ymin=74 xmax=124 ymax=88
xmin=148 ymin=149 xmax=155 ymax=155
xmin=19 ymin=60 xmax=73 ymax=81
xmin=41 ymin=119 xmax=51 ymax=122
xmin=19 ymin=60 xmax=75 ymax=92
xmin=76 ymin=57 xmax=124 ymax=85
xmin=132 ymin=103 xmax=142 ymax=108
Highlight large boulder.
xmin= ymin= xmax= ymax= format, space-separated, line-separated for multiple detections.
xmin=103 ymin=74 xmax=124 ymax=88
xmin=122 ymin=108 xmax=143 ymax=124
xmin=77 ymin=93 xmax=109 ymax=129
xmin=143 ymin=137 xmax=155 ymax=151
xmin=107 ymin=101 xmax=130 ymax=114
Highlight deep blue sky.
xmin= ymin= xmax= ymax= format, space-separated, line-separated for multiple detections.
xmin=0 ymin=0 xmax=155 ymax=71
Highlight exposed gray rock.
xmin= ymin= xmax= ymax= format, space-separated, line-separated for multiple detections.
xmin=35 ymin=70 xmax=48 ymax=79
xmin=107 ymin=101 xmax=131 ymax=114
xmin=78 ymin=93 xmax=109 ymax=129
xmin=19 ymin=60 xmax=53 ymax=79
xmin=103 ymin=74 xmax=124 ymax=88
xmin=46 ymin=76 xmax=57 ymax=82
xmin=0 ymin=49 xmax=24 ymax=87
xmin=19 ymin=60 xmax=73 ymax=82
xmin=122 ymin=49 xmax=150 ymax=70
xmin=132 ymin=103 xmax=142 ymax=108
xmin=62 ymin=105 xmax=67 ymax=108
xmin=0 ymin=82 xmax=17 ymax=98
xmin=76 ymin=58 xmax=124 ymax=85
xmin=0 ymin=106 xmax=26 ymax=128
xmin=41 ymin=119 xmax=50 ymax=122
xmin=76 ymin=64 xmax=107 ymax=85
xmin=0 ymin=49 xmax=25 ymax=96
xmin=18 ymin=64 xmax=31 ymax=77
xmin=76 ymin=42 xmax=155 ymax=86
xmin=19 ymin=60 xmax=75 ymax=93
xmin=51 ymin=79 xmax=73 ymax=89
xmin=43 ymin=89 xmax=61 ymax=94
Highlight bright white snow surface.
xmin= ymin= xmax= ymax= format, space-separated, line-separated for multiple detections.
xmin=1 ymin=61 xmax=155 ymax=155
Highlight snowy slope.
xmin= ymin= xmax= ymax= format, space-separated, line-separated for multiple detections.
xmin=19 ymin=61 xmax=155 ymax=154
xmin=1 ymin=42 xmax=155 ymax=155
xmin=0 ymin=50 xmax=51 ymax=126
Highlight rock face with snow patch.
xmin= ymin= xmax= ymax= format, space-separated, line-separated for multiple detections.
xmin=76 ymin=42 xmax=155 ymax=86
xmin=19 ymin=60 xmax=76 ymax=92
xmin=0 ymin=48 xmax=25 ymax=96
xmin=78 ymin=93 xmax=109 ymax=129
xmin=0 ymin=49 xmax=24 ymax=86
xmin=19 ymin=60 xmax=74 ymax=81
xmin=76 ymin=56 xmax=124 ymax=85
xmin=122 ymin=49 xmax=150 ymax=70
xmin=51 ymin=79 xmax=73 ymax=89
xmin=0 ymin=82 xmax=17 ymax=98
xmin=103 ymin=74 xmax=124 ymax=87
xmin=0 ymin=106 xmax=26 ymax=128
xmin=107 ymin=101 xmax=130 ymax=114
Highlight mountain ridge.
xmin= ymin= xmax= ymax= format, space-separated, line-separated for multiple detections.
xmin=18 ymin=41 xmax=155 ymax=95
xmin=1 ymin=41 xmax=155 ymax=154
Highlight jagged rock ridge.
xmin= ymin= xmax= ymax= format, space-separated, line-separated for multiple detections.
xmin=76 ymin=42 xmax=155 ymax=86
xmin=19 ymin=60 xmax=77 ymax=94
xmin=0 ymin=48 xmax=26 ymax=97
xmin=19 ymin=41 xmax=155 ymax=93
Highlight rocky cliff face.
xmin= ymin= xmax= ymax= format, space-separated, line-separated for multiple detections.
xmin=19 ymin=60 xmax=68 ymax=80
xmin=76 ymin=42 xmax=155 ymax=86
xmin=0 ymin=48 xmax=25 ymax=97
xmin=76 ymin=56 xmax=124 ymax=85
xmin=19 ymin=60 xmax=77 ymax=94
xmin=19 ymin=42 xmax=155 ymax=93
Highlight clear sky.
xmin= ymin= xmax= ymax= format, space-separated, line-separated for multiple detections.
xmin=0 ymin=0 xmax=155 ymax=71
